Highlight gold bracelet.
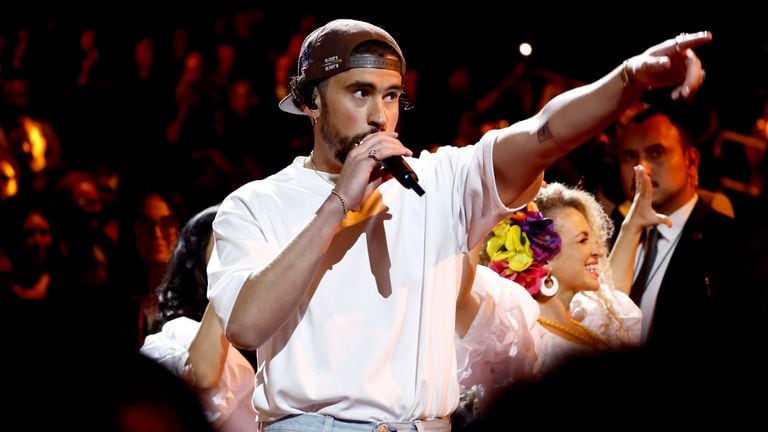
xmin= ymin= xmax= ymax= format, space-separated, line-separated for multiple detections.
xmin=620 ymin=60 xmax=635 ymax=88
xmin=330 ymin=189 xmax=349 ymax=217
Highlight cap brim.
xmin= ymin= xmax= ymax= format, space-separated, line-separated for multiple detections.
xmin=278 ymin=94 xmax=306 ymax=115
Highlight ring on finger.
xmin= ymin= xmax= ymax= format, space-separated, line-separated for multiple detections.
xmin=674 ymin=33 xmax=685 ymax=52
xmin=368 ymin=148 xmax=379 ymax=162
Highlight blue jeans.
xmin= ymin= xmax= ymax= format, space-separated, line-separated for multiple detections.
xmin=262 ymin=414 xmax=451 ymax=432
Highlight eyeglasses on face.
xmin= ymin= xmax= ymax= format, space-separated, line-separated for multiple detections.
xmin=135 ymin=215 xmax=179 ymax=235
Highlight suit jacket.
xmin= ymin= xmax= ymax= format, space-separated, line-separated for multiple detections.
xmin=607 ymin=201 xmax=768 ymax=410
xmin=647 ymin=200 xmax=729 ymax=351
xmin=612 ymin=200 xmax=767 ymax=352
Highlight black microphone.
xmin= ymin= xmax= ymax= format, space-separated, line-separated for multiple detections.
xmin=380 ymin=156 xmax=425 ymax=196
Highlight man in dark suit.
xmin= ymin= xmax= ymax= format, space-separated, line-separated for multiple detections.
xmin=595 ymin=107 xmax=768 ymax=417
xmin=612 ymin=107 xmax=767 ymax=352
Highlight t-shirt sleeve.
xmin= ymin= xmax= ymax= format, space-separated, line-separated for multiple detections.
xmin=207 ymin=194 xmax=281 ymax=329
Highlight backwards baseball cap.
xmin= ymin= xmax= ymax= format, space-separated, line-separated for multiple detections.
xmin=278 ymin=19 xmax=406 ymax=115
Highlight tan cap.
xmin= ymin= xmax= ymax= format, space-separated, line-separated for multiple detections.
xmin=278 ymin=19 xmax=405 ymax=115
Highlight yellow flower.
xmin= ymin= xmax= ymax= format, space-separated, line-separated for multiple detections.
xmin=486 ymin=220 xmax=534 ymax=272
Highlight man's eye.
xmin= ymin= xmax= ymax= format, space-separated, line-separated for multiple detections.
xmin=621 ymin=153 xmax=637 ymax=162
xmin=385 ymin=92 xmax=400 ymax=102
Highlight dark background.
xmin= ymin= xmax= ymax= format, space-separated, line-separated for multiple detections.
xmin=4 ymin=2 xmax=767 ymax=131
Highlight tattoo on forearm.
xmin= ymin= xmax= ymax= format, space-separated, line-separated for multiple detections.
xmin=537 ymin=121 xmax=554 ymax=143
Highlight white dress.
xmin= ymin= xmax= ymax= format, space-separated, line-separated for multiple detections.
xmin=457 ymin=276 xmax=641 ymax=414
xmin=532 ymin=284 xmax=642 ymax=376
xmin=140 ymin=317 xmax=258 ymax=432
xmin=454 ymin=265 xmax=539 ymax=416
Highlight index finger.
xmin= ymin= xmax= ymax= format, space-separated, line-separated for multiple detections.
xmin=648 ymin=31 xmax=713 ymax=56
xmin=634 ymin=165 xmax=650 ymax=192
xmin=670 ymin=31 xmax=713 ymax=54
xmin=675 ymin=31 xmax=713 ymax=51
xmin=358 ymin=130 xmax=398 ymax=146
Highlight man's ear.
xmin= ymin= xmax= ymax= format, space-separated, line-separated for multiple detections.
xmin=302 ymin=87 xmax=320 ymax=115
xmin=686 ymin=147 xmax=701 ymax=182
xmin=302 ymin=106 xmax=318 ymax=120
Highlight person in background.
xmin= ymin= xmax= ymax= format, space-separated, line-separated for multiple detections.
xmin=141 ymin=205 xmax=257 ymax=432
xmin=612 ymin=106 xmax=767 ymax=349
xmin=455 ymin=166 xmax=667 ymax=422
xmin=112 ymin=187 xmax=181 ymax=347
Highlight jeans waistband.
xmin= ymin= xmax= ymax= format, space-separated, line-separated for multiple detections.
xmin=377 ymin=418 xmax=450 ymax=432
xmin=262 ymin=414 xmax=451 ymax=432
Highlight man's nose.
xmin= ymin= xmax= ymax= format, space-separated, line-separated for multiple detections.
xmin=368 ymin=100 xmax=388 ymax=130
xmin=638 ymin=158 xmax=653 ymax=173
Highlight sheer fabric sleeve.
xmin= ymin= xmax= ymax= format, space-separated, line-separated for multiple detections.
xmin=455 ymin=266 xmax=539 ymax=413
xmin=200 ymin=346 xmax=257 ymax=428
xmin=139 ymin=317 xmax=197 ymax=376
xmin=570 ymin=284 xmax=642 ymax=348
xmin=140 ymin=317 xmax=257 ymax=428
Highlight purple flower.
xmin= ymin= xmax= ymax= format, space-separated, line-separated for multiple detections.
xmin=525 ymin=213 xmax=561 ymax=263
xmin=486 ymin=208 xmax=561 ymax=294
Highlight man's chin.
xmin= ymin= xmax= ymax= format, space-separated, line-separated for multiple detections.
xmin=652 ymin=197 xmax=667 ymax=212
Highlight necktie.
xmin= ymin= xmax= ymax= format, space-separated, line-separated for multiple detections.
xmin=631 ymin=227 xmax=660 ymax=305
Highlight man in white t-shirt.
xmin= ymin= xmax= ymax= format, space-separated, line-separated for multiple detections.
xmin=207 ymin=18 xmax=710 ymax=431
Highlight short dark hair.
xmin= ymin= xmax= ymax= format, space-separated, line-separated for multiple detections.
xmin=624 ymin=104 xmax=699 ymax=150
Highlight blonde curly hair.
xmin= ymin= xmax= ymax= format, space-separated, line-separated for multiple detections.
xmin=533 ymin=182 xmax=615 ymax=289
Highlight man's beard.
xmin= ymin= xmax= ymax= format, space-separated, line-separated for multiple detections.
xmin=318 ymin=113 xmax=379 ymax=164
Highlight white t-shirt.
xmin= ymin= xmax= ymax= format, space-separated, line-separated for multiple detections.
xmin=207 ymin=132 xmax=514 ymax=422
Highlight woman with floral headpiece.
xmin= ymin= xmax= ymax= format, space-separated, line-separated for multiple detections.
xmin=523 ymin=181 xmax=643 ymax=374
xmin=454 ymin=166 xmax=667 ymax=420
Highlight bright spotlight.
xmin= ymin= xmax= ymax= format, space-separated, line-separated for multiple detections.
xmin=519 ymin=42 xmax=532 ymax=57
